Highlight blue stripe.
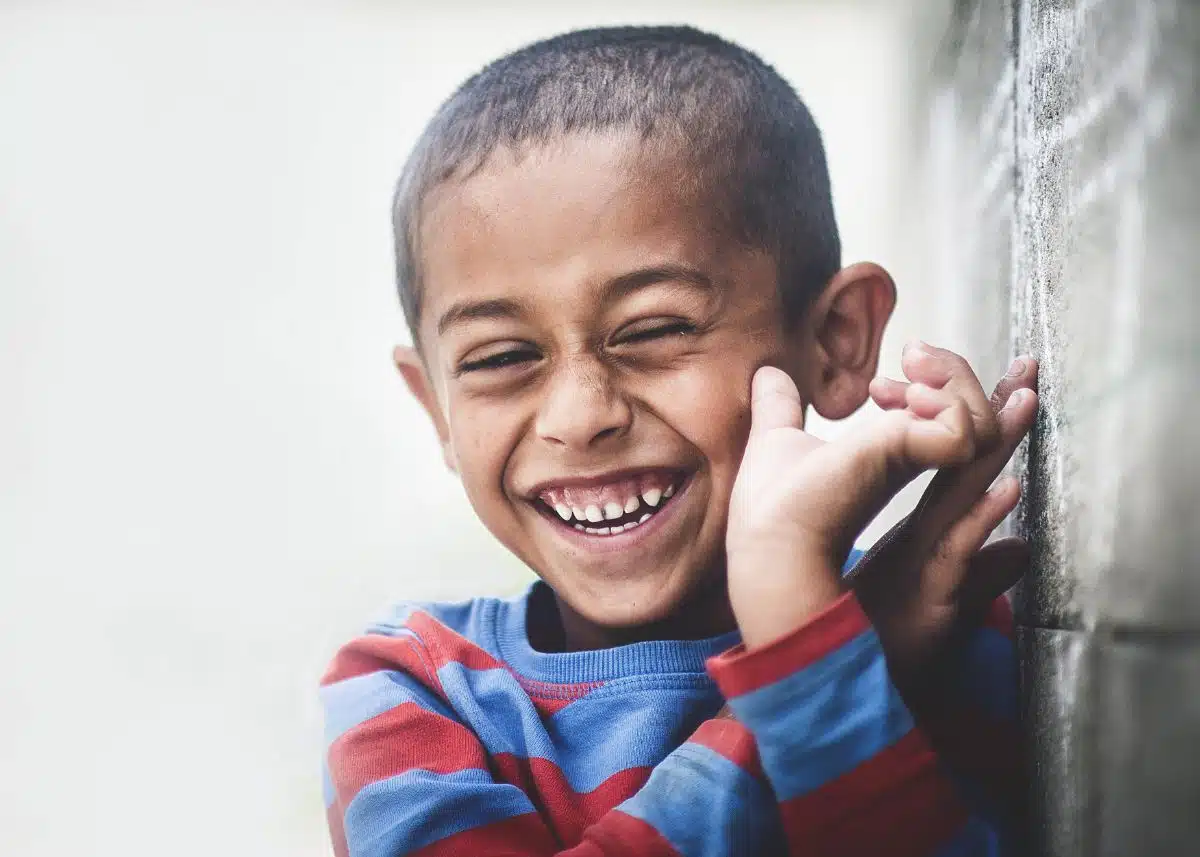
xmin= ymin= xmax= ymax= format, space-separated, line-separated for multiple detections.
xmin=434 ymin=663 xmax=557 ymax=760
xmin=729 ymin=628 xmax=913 ymax=801
xmin=933 ymin=815 xmax=1002 ymax=857
xmin=321 ymin=669 xmax=457 ymax=747
xmin=547 ymin=680 xmax=720 ymax=791
xmin=437 ymin=660 xmax=719 ymax=793
xmin=958 ymin=627 xmax=1017 ymax=720
xmin=343 ymin=768 xmax=536 ymax=857
xmin=619 ymin=742 xmax=784 ymax=857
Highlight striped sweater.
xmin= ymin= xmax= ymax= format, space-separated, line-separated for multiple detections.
xmin=320 ymin=553 xmax=1020 ymax=856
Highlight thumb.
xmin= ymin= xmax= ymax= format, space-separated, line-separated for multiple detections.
xmin=957 ymin=536 xmax=1029 ymax=612
xmin=749 ymin=366 xmax=806 ymax=437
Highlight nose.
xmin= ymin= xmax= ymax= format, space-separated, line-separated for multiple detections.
xmin=535 ymin=356 xmax=632 ymax=450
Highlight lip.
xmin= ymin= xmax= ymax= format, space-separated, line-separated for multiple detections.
xmin=522 ymin=466 xmax=686 ymax=499
xmin=530 ymin=473 xmax=695 ymax=555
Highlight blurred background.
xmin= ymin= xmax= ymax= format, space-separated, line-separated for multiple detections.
xmin=1 ymin=2 xmax=960 ymax=855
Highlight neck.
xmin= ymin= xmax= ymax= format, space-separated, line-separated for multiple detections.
xmin=536 ymin=576 xmax=738 ymax=652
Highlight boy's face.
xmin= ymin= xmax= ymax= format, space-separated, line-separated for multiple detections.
xmin=400 ymin=132 xmax=884 ymax=638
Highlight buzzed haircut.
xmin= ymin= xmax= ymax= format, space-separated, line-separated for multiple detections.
xmin=392 ymin=25 xmax=841 ymax=340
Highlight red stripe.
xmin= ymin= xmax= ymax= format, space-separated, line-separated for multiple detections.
xmin=325 ymin=802 xmax=349 ymax=857
xmin=385 ymin=612 xmax=606 ymax=703
xmin=323 ymin=619 xmax=604 ymax=719
xmin=491 ymin=753 xmax=650 ymax=844
xmin=984 ymin=594 xmax=1014 ymax=637
xmin=687 ymin=718 xmax=765 ymax=780
xmin=321 ymin=633 xmax=436 ymax=687
xmin=327 ymin=701 xmax=488 ymax=805
xmin=407 ymin=806 xmax=680 ymax=857
xmin=780 ymin=730 xmax=969 ymax=857
xmin=525 ymin=684 xmax=603 ymax=717
xmin=920 ymin=703 xmax=1024 ymax=820
xmin=409 ymin=611 xmax=606 ymax=701
xmin=573 ymin=809 xmax=682 ymax=856
xmin=410 ymin=811 xmax=559 ymax=857
xmin=707 ymin=592 xmax=870 ymax=698
xmin=406 ymin=611 xmax=510 ymax=672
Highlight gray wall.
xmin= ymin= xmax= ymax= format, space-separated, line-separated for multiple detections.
xmin=921 ymin=1 xmax=1200 ymax=854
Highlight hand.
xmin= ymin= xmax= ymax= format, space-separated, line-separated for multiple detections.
xmin=725 ymin=357 xmax=980 ymax=649
xmin=850 ymin=344 xmax=1040 ymax=691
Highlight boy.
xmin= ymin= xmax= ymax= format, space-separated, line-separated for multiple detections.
xmin=321 ymin=26 xmax=1039 ymax=857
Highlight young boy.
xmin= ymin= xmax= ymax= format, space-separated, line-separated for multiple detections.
xmin=320 ymin=26 xmax=1040 ymax=857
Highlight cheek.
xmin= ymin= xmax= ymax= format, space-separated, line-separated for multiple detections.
xmin=648 ymin=361 xmax=754 ymax=477
xmin=444 ymin=397 xmax=524 ymax=510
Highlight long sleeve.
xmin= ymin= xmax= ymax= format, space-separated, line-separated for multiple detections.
xmin=904 ymin=596 xmax=1024 ymax=837
xmin=707 ymin=592 xmax=1003 ymax=857
xmin=321 ymin=631 xmax=784 ymax=857
xmin=845 ymin=530 xmax=1025 ymax=840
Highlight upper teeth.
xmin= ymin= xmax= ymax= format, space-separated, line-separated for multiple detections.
xmin=551 ymin=481 xmax=679 ymax=524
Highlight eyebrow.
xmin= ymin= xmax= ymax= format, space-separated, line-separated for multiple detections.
xmin=605 ymin=264 xmax=717 ymax=302
xmin=436 ymin=297 xmax=530 ymax=336
xmin=434 ymin=265 xmax=717 ymax=336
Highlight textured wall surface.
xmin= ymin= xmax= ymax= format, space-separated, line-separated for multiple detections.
xmin=923 ymin=1 xmax=1200 ymax=854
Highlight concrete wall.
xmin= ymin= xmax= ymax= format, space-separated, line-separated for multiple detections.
xmin=920 ymin=1 xmax=1200 ymax=854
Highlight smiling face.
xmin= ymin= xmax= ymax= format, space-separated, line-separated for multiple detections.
xmin=398 ymin=132 xmax=873 ymax=646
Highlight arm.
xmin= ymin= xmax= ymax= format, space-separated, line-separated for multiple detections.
xmin=708 ymin=591 xmax=993 ymax=857
xmin=851 ymin=514 xmax=1025 ymax=830
xmin=898 ymin=595 xmax=1024 ymax=833
xmin=321 ymin=633 xmax=782 ymax=857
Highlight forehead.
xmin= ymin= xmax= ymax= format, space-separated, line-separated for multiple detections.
xmin=417 ymin=132 xmax=746 ymax=326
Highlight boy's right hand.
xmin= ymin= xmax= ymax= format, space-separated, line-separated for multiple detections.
xmin=725 ymin=358 xmax=980 ymax=649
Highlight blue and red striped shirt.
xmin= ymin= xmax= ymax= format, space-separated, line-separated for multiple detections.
xmin=321 ymin=553 xmax=1019 ymax=856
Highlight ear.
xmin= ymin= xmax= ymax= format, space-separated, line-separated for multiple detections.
xmin=393 ymin=345 xmax=458 ymax=473
xmin=803 ymin=262 xmax=896 ymax=420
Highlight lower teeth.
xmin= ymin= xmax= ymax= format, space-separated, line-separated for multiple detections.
xmin=572 ymin=509 xmax=657 ymax=536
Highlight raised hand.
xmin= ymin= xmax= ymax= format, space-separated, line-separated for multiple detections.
xmin=724 ymin=358 xmax=981 ymax=650
xmin=851 ymin=343 xmax=1039 ymax=689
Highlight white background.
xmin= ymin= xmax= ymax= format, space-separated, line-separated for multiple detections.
xmin=1 ymin=2 xmax=951 ymax=854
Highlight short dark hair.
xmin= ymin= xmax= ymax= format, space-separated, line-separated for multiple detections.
xmin=393 ymin=25 xmax=840 ymax=340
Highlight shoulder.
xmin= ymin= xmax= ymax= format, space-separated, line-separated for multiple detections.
xmin=320 ymin=588 xmax=529 ymax=688
xmin=365 ymin=593 xmax=504 ymax=644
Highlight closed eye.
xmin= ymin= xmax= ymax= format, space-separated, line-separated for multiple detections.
xmin=457 ymin=348 xmax=540 ymax=374
xmin=616 ymin=320 xmax=697 ymax=344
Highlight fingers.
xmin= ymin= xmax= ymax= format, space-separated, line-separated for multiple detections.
xmin=901 ymin=383 xmax=977 ymax=468
xmin=957 ymin=536 xmax=1030 ymax=613
xmin=920 ymin=477 xmax=1022 ymax=604
xmin=989 ymin=355 xmax=1039 ymax=413
xmin=939 ymin=476 xmax=1020 ymax=560
xmin=869 ymin=376 xmax=908 ymax=410
xmin=901 ymin=342 xmax=1000 ymax=450
xmin=914 ymin=384 xmax=1039 ymax=550
xmin=872 ymin=393 xmax=975 ymax=474
xmin=748 ymin=365 xmax=806 ymax=437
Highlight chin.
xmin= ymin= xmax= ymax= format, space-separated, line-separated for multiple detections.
xmin=555 ymin=557 xmax=730 ymax=639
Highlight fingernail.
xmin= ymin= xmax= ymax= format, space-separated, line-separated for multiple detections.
xmin=989 ymin=475 xmax=1018 ymax=495
xmin=1005 ymin=389 xmax=1025 ymax=407
xmin=1006 ymin=357 xmax=1027 ymax=377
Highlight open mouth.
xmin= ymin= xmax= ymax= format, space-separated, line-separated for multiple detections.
xmin=532 ymin=470 xmax=688 ymax=537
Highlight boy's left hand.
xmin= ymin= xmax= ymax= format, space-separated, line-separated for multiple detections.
xmin=850 ymin=343 xmax=1039 ymax=697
